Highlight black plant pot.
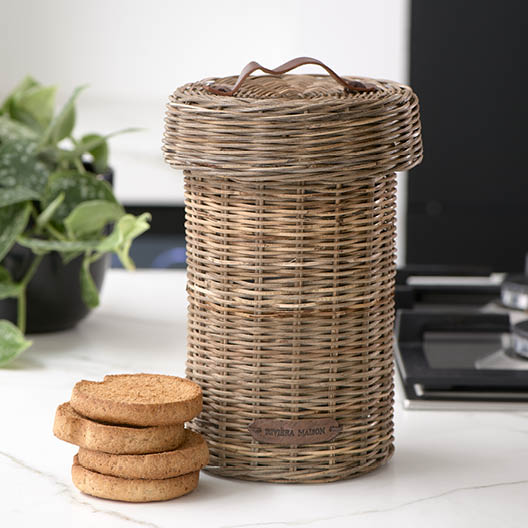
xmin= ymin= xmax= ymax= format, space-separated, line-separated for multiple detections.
xmin=0 ymin=247 xmax=109 ymax=334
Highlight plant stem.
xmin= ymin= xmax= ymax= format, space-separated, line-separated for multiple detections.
xmin=30 ymin=204 xmax=43 ymax=236
xmin=17 ymin=290 xmax=26 ymax=335
xmin=73 ymin=156 xmax=86 ymax=174
xmin=17 ymin=254 xmax=45 ymax=334
xmin=45 ymin=223 xmax=67 ymax=241
xmin=21 ymin=254 xmax=44 ymax=287
xmin=29 ymin=203 xmax=39 ymax=223
xmin=88 ymin=252 xmax=104 ymax=265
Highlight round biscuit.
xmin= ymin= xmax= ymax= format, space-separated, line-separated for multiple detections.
xmin=72 ymin=456 xmax=199 ymax=502
xmin=53 ymin=402 xmax=185 ymax=454
xmin=70 ymin=373 xmax=202 ymax=426
xmin=77 ymin=429 xmax=209 ymax=479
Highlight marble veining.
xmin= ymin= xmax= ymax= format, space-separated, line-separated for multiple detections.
xmin=0 ymin=449 xmax=162 ymax=528
xmin=218 ymin=479 xmax=528 ymax=528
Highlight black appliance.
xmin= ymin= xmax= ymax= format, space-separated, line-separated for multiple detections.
xmin=394 ymin=267 xmax=528 ymax=409
xmin=407 ymin=1 xmax=528 ymax=271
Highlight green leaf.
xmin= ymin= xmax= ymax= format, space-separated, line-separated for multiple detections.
xmin=10 ymin=85 xmax=57 ymax=133
xmin=0 ymin=281 xmax=21 ymax=300
xmin=64 ymin=200 xmax=124 ymax=239
xmin=0 ymin=266 xmax=10 ymax=281
xmin=78 ymin=133 xmax=109 ymax=174
xmin=0 ymin=76 xmax=40 ymax=115
xmin=16 ymin=235 xmax=99 ymax=254
xmin=41 ymin=85 xmax=87 ymax=146
xmin=80 ymin=256 xmax=100 ymax=309
xmin=0 ymin=202 xmax=31 ymax=262
xmin=0 ymin=187 xmax=39 ymax=207
xmin=0 ymin=116 xmax=50 ymax=195
xmin=0 ymin=266 xmax=22 ymax=300
xmin=97 ymin=213 xmax=151 ymax=270
xmin=0 ymin=114 xmax=38 ymax=142
xmin=18 ymin=212 xmax=150 ymax=272
xmin=36 ymin=192 xmax=65 ymax=230
xmin=60 ymin=128 xmax=140 ymax=174
xmin=41 ymin=170 xmax=117 ymax=227
xmin=0 ymin=320 xmax=32 ymax=367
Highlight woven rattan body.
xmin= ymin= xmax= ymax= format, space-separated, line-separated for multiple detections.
xmin=163 ymin=73 xmax=422 ymax=483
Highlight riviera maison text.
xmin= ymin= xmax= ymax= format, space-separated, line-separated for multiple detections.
xmin=264 ymin=426 xmax=326 ymax=438
xmin=249 ymin=419 xmax=341 ymax=445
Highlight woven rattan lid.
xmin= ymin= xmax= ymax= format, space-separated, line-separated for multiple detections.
xmin=163 ymin=57 xmax=423 ymax=180
xmin=174 ymin=73 xmax=396 ymax=100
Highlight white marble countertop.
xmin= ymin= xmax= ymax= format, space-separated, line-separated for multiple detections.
xmin=1 ymin=270 xmax=527 ymax=528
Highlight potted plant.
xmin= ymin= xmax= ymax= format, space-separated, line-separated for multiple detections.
xmin=0 ymin=77 xmax=150 ymax=366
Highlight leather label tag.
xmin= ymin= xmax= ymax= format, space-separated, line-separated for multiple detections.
xmin=248 ymin=418 xmax=341 ymax=445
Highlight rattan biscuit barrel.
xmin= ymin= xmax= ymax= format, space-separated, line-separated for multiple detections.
xmin=163 ymin=58 xmax=422 ymax=483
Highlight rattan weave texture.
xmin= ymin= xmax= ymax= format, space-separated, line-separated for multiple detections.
xmin=163 ymin=71 xmax=422 ymax=482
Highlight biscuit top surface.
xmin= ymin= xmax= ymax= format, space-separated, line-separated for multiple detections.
xmin=74 ymin=374 xmax=201 ymax=405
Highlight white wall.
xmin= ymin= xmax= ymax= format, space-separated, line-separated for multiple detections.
xmin=0 ymin=0 xmax=410 ymax=263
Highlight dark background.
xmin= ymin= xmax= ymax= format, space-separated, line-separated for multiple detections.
xmin=116 ymin=205 xmax=186 ymax=269
xmin=406 ymin=0 xmax=528 ymax=272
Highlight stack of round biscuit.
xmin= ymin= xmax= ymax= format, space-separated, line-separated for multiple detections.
xmin=53 ymin=373 xmax=208 ymax=502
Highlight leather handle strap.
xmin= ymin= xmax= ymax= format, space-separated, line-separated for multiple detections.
xmin=204 ymin=57 xmax=377 ymax=96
